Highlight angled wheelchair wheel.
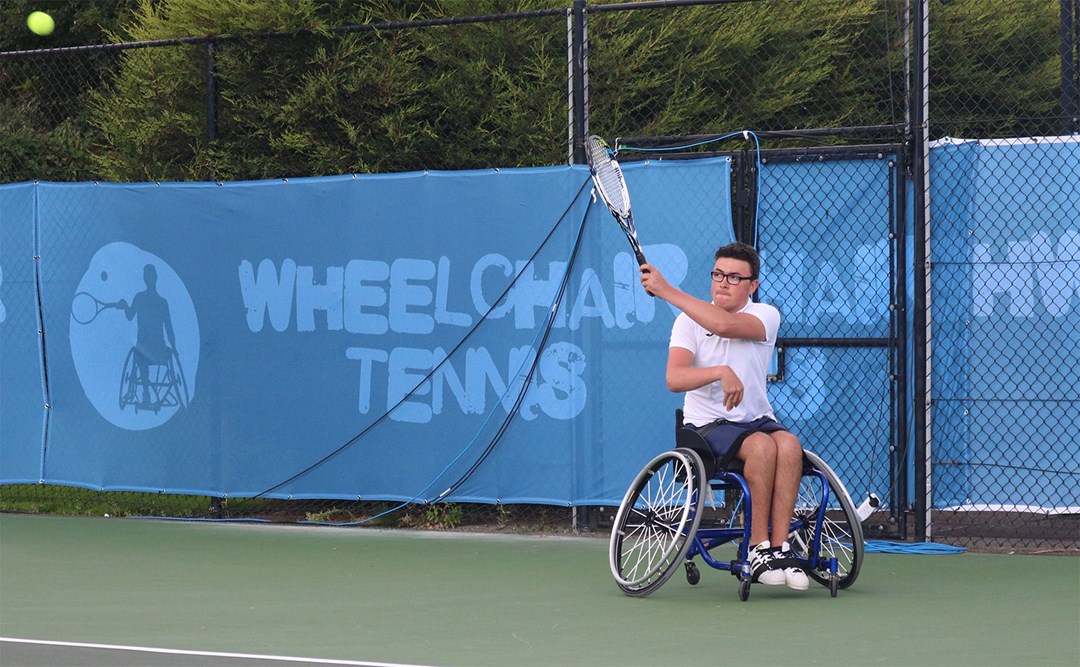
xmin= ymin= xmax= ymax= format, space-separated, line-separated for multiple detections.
xmin=609 ymin=448 xmax=706 ymax=597
xmin=167 ymin=349 xmax=190 ymax=409
xmin=118 ymin=348 xmax=139 ymax=411
xmin=789 ymin=450 xmax=864 ymax=590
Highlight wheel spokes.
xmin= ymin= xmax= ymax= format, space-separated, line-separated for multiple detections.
xmin=613 ymin=453 xmax=699 ymax=588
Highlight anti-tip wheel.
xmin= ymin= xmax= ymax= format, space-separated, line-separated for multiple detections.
xmin=738 ymin=577 xmax=751 ymax=601
xmin=685 ymin=561 xmax=700 ymax=586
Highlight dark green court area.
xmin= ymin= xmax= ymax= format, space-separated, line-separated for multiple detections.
xmin=1 ymin=514 xmax=1077 ymax=666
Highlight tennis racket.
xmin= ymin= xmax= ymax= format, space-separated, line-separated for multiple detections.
xmin=71 ymin=292 xmax=122 ymax=324
xmin=585 ymin=135 xmax=647 ymax=267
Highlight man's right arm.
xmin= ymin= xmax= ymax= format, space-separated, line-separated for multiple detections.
xmin=641 ymin=264 xmax=765 ymax=341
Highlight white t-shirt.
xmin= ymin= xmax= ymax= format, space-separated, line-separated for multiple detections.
xmin=669 ymin=300 xmax=780 ymax=426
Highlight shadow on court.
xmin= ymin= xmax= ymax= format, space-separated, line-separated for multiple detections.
xmin=1 ymin=514 xmax=1077 ymax=667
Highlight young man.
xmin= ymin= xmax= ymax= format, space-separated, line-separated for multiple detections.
xmin=639 ymin=242 xmax=808 ymax=590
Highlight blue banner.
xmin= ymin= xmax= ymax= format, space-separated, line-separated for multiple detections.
xmin=0 ymin=183 xmax=45 ymax=483
xmin=1 ymin=159 xmax=735 ymax=504
xmin=929 ymin=137 xmax=1080 ymax=511
xmin=8 ymin=141 xmax=1073 ymax=512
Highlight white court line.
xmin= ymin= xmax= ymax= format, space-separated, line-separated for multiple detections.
xmin=0 ymin=638 xmax=438 ymax=667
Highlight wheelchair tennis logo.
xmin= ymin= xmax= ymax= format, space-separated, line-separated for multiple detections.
xmin=70 ymin=243 xmax=200 ymax=430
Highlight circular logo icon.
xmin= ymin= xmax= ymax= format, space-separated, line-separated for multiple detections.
xmin=70 ymin=243 xmax=199 ymax=430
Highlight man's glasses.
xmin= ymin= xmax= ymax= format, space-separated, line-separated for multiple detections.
xmin=710 ymin=269 xmax=754 ymax=285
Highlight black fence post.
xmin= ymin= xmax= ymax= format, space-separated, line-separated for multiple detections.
xmin=893 ymin=147 xmax=910 ymax=541
xmin=206 ymin=40 xmax=218 ymax=144
xmin=1062 ymin=0 xmax=1079 ymax=133
xmin=571 ymin=0 xmax=588 ymax=164
xmin=911 ymin=0 xmax=930 ymax=543
xmin=735 ymin=152 xmax=757 ymax=246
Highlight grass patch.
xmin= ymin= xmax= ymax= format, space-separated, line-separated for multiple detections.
xmin=1 ymin=484 xmax=211 ymax=518
xmin=1 ymin=485 xmax=578 ymax=534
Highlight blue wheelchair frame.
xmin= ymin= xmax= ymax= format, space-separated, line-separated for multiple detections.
xmin=686 ymin=466 xmax=841 ymax=600
xmin=608 ymin=412 xmax=862 ymax=600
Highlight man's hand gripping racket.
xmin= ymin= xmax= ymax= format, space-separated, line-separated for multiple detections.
xmin=585 ymin=135 xmax=653 ymax=295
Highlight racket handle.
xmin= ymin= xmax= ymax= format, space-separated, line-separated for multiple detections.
xmin=635 ymin=252 xmax=655 ymax=297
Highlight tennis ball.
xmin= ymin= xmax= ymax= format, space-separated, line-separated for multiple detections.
xmin=27 ymin=11 xmax=55 ymax=36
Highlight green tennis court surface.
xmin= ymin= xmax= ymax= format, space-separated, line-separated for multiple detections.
xmin=1 ymin=514 xmax=1076 ymax=666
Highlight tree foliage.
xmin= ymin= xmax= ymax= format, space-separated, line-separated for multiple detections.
xmin=585 ymin=0 xmax=899 ymax=139
xmin=0 ymin=0 xmax=142 ymax=181
xmin=930 ymin=0 xmax=1063 ymax=138
xmin=0 ymin=0 xmax=1069 ymax=183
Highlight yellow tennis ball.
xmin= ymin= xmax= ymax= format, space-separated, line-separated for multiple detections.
xmin=27 ymin=11 xmax=55 ymax=36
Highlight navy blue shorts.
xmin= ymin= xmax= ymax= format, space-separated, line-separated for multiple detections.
xmin=683 ymin=417 xmax=790 ymax=468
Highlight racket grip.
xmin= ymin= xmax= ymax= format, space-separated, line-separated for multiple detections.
xmin=635 ymin=252 xmax=655 ymax=297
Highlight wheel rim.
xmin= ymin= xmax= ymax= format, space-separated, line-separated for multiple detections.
xmin=789 ymin=451 xmax=864 ymax=589
xmin=609 ymin=449 xmax=705 ymax=592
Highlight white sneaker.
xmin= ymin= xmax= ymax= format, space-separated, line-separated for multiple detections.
xmin=777 ymin=541 xmax=809 ymax=590
xmin=749 ymin=541 xmax=785 ymax=586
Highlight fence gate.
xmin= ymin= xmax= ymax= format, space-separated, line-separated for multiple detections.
xmin=749 ymin=145 xmax=907 ymax=539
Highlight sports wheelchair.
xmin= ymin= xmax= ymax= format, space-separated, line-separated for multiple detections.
xmin=119 ymin=346 xmax=189 ymax=414
xmin=608 ymin=411 xmax=864 ymax=600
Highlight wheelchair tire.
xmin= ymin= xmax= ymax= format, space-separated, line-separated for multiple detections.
xmin=169 ymin=349 xmax=190 ymax=409
xmin=789 ymin=450 xmax=864 ymax=590
xmin=609 ymin=448 xmax=706 ymax=597
xmin=118 ymin=348 xmax=138 ymax=411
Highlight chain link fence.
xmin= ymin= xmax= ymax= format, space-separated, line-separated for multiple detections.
xmin=923 ymin=0 xmax=1078 ymax=552
xmin=585 ymin=0 xmax=910 ymax=142
xmin=755 ymin=147 xmax=906 ymax=543
xmin=2 ymin=0 xmax=1077 ymax=551
xmin=927 ymin=136 xmax=1079 ymax=551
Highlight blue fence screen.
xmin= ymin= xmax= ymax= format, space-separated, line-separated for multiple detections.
xmin=4 ymin=139 xmax=1075 ymax=510
xmin=929 ymin=137 xmax=1079 ymax=511
xmin=1 ymin=159 xmax=735 ymax=504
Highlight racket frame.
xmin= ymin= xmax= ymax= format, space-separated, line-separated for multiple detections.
xmin=71 ymin=291 xmax=119 ymax=324
xmin=585 ymin=135 xmax=647 ymax=266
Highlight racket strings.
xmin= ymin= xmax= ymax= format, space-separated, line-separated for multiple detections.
xmin=72 ymin=292 xmax=109 ymax=324
xmin=595 ymin=165 xmax=630 ymax=219
xmin=586 ymin=137 xmax=631 ymax=219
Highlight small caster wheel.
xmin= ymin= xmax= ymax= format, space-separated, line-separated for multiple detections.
xmin=685 ymin=561 xmax=700 ymax=586
xmin=738 ymin=577 xmax=751 ymax=601
xmin=829 ymin=574 xmax=839 ymax=598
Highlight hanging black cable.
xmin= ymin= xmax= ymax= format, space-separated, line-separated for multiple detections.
xmin=252 ymin=175 xmax=594 ymax=500
xmin=432 ymin=190 xmax=595 ymax=502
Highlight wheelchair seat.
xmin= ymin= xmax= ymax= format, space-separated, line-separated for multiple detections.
xmin=674 ymin=408 xmax=743 ymax=481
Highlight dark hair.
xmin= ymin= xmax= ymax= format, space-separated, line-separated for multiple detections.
xmin=714 ymin=242 xmax=760 ymax=279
